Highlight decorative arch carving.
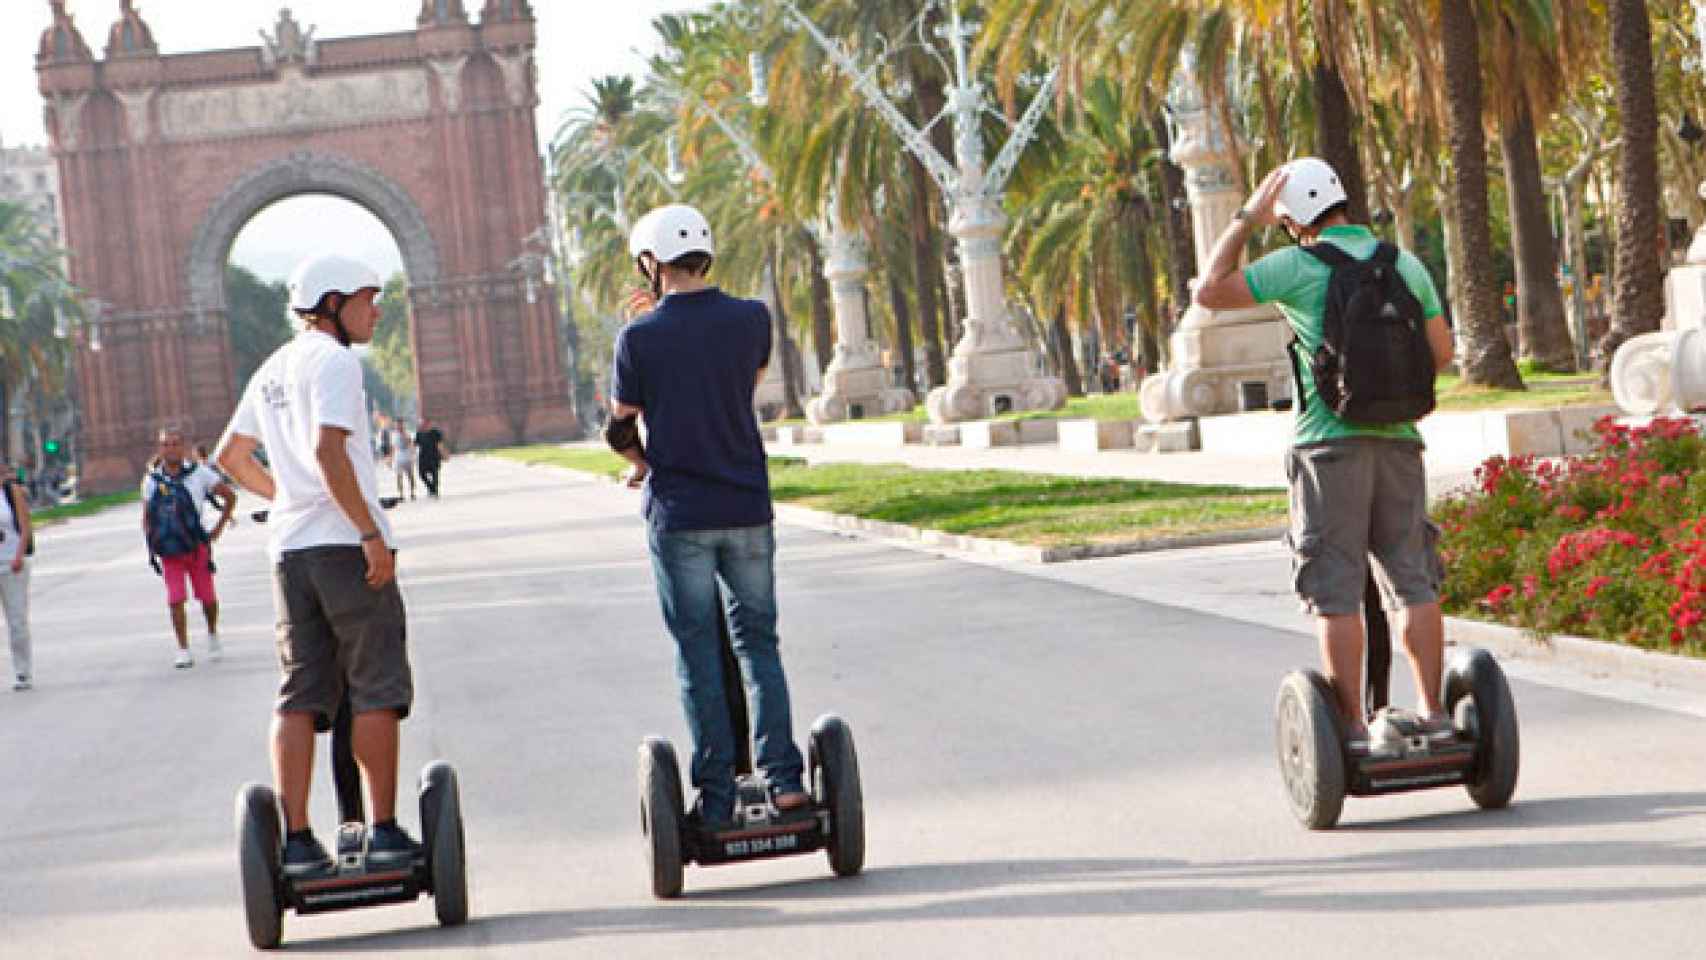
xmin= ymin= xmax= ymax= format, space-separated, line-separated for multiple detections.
xmin=184 ymin=151 xmax=441 ymax=312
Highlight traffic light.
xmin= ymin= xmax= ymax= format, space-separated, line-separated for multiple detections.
xmin=42 ymin=439 xmax=60 ymax=457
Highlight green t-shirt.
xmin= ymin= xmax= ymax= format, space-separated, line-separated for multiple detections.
xmin=1244 ymin=224 xmax=1444 ymax=446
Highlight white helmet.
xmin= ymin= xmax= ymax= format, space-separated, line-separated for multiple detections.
xmin=288 ymin=254 xmax=382 ymax=313
xmin=1276 ymin=157 xmax=1348 ymax=227
xmin=629 ymin=203 xmax=715 ymax=265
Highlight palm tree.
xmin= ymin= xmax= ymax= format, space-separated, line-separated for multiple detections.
xmin=1487 ymin=0 xmax=1593 ymax=371
xmin=0 ymin=200 xmax=80 ymax=464
xmin=1596 ymin=0 xmax=1667 ymax=373
xmin=1007 ymin=76 xmax=1166 ymax=393
xmin=1439 ymin=0 xmax=1525 ymax=388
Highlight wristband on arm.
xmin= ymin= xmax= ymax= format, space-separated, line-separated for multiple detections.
xmin=603 ymin=414 xmax=645 ymax=456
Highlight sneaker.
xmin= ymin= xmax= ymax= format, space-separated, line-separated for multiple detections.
xmin=206 ymin=634 xmax=223 ymax=662
xmin=282 ymin=831 xmax=335 ymax=880
xmin=174 ymin=648 xmax=193 ymax=669
xmin=1417 ymin=712 xmax=1458 ymax=742
xmin=12 ymin=675 xmax=30 ymax=691
xmin=365 ymin=820 xmax=423 ymax=869
xmin=1368 ymin=708 xmax=1452 ymax=755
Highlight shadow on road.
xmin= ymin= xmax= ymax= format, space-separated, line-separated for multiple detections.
xmin=1337 ymin=791 xmax=1706 ymax=833
xmin=281 ymin=795 xmax=1706 ymax=951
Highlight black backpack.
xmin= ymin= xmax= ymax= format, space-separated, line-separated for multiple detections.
xmin=1288 ymin=242 xmax=1436 ymax=425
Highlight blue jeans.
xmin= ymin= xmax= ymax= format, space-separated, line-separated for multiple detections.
xmin=647 ymin=523 xmax=804 ymax=821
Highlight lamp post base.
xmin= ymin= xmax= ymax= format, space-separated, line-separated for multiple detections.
xmin=925 ymin=343 xmax=1066 ymax=424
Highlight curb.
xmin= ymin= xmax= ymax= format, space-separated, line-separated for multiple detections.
xmin=497 ymin=456 xmax=1285 ymax=565
xmin=774 ymin=504 xmax=1283 ymax=564
xmin=1445 ymin=616 xmax=1706 ymax=698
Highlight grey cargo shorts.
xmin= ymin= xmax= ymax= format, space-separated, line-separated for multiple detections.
xmin=1283 ymin=439 xmax=1445 ymax=617
xmin=272 ymin=545 xmax=413 ymax=729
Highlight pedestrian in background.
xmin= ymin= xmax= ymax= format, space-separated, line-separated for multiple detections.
xmin=412 ymin=418 xmax=448 ymax=498
xmin=0 ymin=462 xmax=35 ymax=691
xmin=143 ymin=427 xmax=235 ymax=668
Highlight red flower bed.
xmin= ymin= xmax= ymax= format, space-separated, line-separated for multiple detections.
xmin=1436 ymin=415 xmax=1706 ymax=656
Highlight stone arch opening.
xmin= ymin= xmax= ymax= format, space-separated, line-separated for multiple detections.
xmin=225 ymin=192 xmax=415 ymax=416
xmin=186 ymin=151 xmax=440 ymax=316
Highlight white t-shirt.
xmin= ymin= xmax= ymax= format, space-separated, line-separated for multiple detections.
xmin=141 ymin=462 xmax=223 ymax=516
xmin=391 ymin=427 xmax=414 ymax=465
xmin=221 ymin=330 xmax=394 ymax=560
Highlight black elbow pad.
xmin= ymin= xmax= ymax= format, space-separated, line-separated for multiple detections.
xmin=604 ymin=415 xmax=643 ymax=455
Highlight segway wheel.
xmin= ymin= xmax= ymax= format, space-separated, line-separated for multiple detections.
xmin=809 ymin=714 xmax=865 ymax=878
xmin=1443 ymin=648 xmax=1520 ymax=810
xmin=1275 ymin=671 xmax=1348 ymax=830
xmin=235 ymin=782 xmax=284 ymax=950
xmin=419 ymin=761 xmax=469 ymax=927
xmin=639 ymin=738 xmax=685 ymax=898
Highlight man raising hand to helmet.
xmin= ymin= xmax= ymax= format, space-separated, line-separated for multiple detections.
xmin=607 ymin=204 xmax=810 ymax=828
xmin=1194 ymin=158 xmax=1455 ymax=748
xmin=215 ymin=255 xmax=420 ymax=879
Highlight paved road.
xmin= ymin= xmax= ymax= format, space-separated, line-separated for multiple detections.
xmin=2 ymin=457 xmax=1703 ymax=958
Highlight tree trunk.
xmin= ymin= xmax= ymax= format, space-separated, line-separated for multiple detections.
xmin=1501 ymin=95 xmax=1577 ymax=371
xmin=1439 ymin=0 xmax=1525 ymax=388
xmin=1051 ymin=307 xmax=1084 ymax=397
xmin=1596 ymin=0 xmax=1667 ymax=374
xmin=1562 ymin=178 xmax=1591 ymax=366
xmin=766 ymin=252 xmax=806 ymax=421
xmin=905 ymin=167 xmax=947 ymax=388
xmin=1150 ymin=111 xmax=1197 ymax=319
xmin=1312 ymin=59 xmax=1371 ymax=225
xmin=0 ymin=372 xmax=9 ymax=470
xmin=806 ymin=235 xmax=834 ymax=376
xmin=885 ymin=270 xmax=919 ymax=397
xmin=936 ymin=254 xmax=960 ymax=354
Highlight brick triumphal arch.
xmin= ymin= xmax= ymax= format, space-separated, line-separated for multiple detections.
xmin=36 ymin=1 xmax=576 ymax=492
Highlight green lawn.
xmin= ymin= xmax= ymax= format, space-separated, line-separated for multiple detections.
xmin=489 ymin=445 xmax=1287 ymax=549
xmin=1432 ymin=365 xmax=1611 ymax=412
xmin=34 ymin=490 xmax=139 ymax=527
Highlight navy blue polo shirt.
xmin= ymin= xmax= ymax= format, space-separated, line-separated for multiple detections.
xmin=611 ymin=287 xmax=774 ymax=531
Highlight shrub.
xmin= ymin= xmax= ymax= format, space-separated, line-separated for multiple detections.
xmin=1436 ymin=416 xmax=1706 ymax=656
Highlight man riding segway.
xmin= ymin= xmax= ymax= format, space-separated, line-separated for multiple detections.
xmin=217 ymin=255 xmax=466 ymax=945
xmin=608 ymin=205 xmax=864 ymax=894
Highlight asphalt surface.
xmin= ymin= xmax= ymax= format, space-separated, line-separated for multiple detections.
xmin=1 ymin=456 xmax=1703 ymax=958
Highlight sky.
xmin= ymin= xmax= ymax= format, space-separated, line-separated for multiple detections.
xmin=0 ymin=0 xmax=710 ymax=280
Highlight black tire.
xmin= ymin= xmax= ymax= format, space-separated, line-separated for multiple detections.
xmin=235 ymin=782 xmax=284 ymax=950
xmin=1275 ymin=671 xmax=1348 ymax=830
xmin=639 ymin=738 xmax=685 ymax=899
xmin=810 ymin=714 xmax=865 ymax=877
xmin=1443 ymin=647 xmax=1520 ymax=810
xmin=419 ymin=761 xmax=469 ymax=927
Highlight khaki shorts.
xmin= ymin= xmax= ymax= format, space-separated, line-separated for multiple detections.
xmin=272 ymin=546 xmax=413 ymax=729
xmin=1284 ymin=440 xmax=1444 ymax=617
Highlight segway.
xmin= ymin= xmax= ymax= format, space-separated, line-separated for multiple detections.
xmin=234 ymin=745 xmax=469 ymax=948
xmin=638 ymin=592 xmax=865 ymax=898
xmin=1274 ymin=576 xmax=1520 ymax=829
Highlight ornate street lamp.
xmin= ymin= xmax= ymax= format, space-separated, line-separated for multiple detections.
xmin=763 ymin=0 xmax=1065 ymax=422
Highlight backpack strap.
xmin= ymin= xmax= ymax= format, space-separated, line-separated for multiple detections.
xmin=1285 ymin=336 xmax=1309 ymax=420
xmin=1302 ymin=242 xmax=1356 ymax=269
xmin=1371 ymin=242 xmax=1400 ymax=267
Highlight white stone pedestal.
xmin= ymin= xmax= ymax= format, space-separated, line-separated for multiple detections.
xmin=1140 ymin=307 xmax=1291 ymax=422
xmin=807 ymin=227 xmax=913 ymax=424
xmin=1135 ymin=47 xmax=1290 ymax=436
xmin=1610 ymin=249 xmax=1706 ymax=415
xmin=925 ymin=186 xmax=1066 ymax=423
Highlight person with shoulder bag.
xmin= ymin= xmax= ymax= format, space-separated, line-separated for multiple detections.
xmin=0 ymin=465 xmax=34 ymax=690
xmin=1194 ymin=157 xmax=1456 ymax=750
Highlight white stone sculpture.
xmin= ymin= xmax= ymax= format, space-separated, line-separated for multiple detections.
xmin=1139 ymin=48 xmax=1290 ymax=426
